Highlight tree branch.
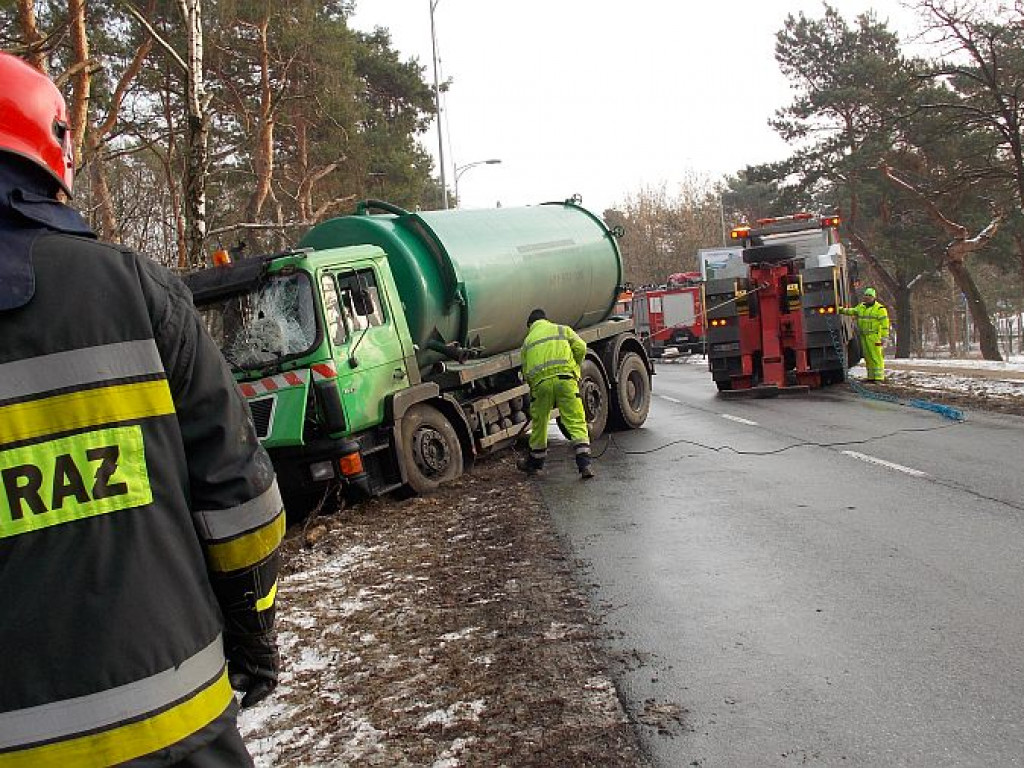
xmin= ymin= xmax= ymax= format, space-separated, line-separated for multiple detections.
xmin=879 ymin=163 xmax=967 ymax=241
xmin=121 ymin=2 xmax=187 ymax=73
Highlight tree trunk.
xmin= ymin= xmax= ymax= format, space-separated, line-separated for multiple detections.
xmin=893 ymin=283 xmax=913 ymax=359
xmin=88 ymin=155 xmax=118 ymax=239
xmin=1014 ymin=232 xmax=1024 ymax=311
xmin=16 ymin=0 xmax=47 ymax=72
xmin=67 ymin=0 xmax=90 ymax=167
xmin=244 ymin=17 xmax=274 ymax=239
xmin=946 ymin=259 xmax=1001 ymax=360
xmin=179 ymin=0 xmax=209 ymax=270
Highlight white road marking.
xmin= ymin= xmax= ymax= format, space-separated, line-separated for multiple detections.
xmin=841 ymin=450 xmax=928 ymax=477
xmin=720 ymin=414 xmax=758 ymax=426
xmin=658 ymin=395 xmax=682 ymax=403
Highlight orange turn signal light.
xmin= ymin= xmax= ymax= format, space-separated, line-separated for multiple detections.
xmin=212 ymin=248 xmax=231 ymax=266
xmin=338 ymin=452 xmax=364 ymax=476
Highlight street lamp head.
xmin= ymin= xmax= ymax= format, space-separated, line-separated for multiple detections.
xmin=453 ymin=158 xmax=503 ymax=208
xmin=454 ymin=158 xmax=503 ymax=181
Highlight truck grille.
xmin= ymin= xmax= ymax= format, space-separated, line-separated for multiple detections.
xmin=248 ymin=396 xmax=277 ymax=439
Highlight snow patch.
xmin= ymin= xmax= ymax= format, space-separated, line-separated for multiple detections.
xmin=439 ymin=627 xmax=479 ymax=643
xmin=417 ymin=699 xmax=487 ymax=730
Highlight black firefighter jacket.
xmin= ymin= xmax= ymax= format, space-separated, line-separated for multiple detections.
xmin=0 ymin=164 xmax=284 ymax=767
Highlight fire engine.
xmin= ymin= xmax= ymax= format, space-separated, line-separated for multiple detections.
xmin=631 ymin=272 xmax=705 ymax=357
xmin=702 ymin=213 xmax=859 ymax=394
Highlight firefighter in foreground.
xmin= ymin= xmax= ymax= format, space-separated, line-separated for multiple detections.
xmin=0 ymin=53 xmax=282 ymax=766
xmin=840 ymin=287 xmax=891 ymax=382
xmin=518 ymin=309 xmax=595 ymax=479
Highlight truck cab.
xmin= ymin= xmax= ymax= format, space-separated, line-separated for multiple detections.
xmin=189 ymin=246 xmax=420 ymax=506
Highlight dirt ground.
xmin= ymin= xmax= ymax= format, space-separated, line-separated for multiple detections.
xmin=238 ymin=452 xmax=649 ymax=767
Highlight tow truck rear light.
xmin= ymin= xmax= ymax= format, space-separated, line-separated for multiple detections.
xmin=211 ymin=248 xmax=231 ymax=266
xmin=730 ymin=226 xmax=751 ymax=240
xmin=708 ymin=317 xmax=730 ymax=327
xmin=815 ymin=306 xmax=836 ymax=315
xmin=821 ymin=215 xmax=841 ymax=229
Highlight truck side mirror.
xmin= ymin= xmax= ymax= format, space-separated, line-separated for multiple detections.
xmin=352 ymin=288 xmax=373 ymax=316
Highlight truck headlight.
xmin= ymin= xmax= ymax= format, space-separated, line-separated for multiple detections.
xmin=309 ymin=461 xmax=336 ymax=482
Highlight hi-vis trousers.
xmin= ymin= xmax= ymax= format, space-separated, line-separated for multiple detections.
xmin=527 ymin=375 xmax=591 ymax=470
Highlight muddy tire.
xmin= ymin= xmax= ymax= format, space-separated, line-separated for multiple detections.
xmin=400 ymin=404 xmax=464 ymax=494
xmin=579 ymin=358 xmax=609 ymax=441
xmin=609 ymin=351 xmax=651 ymax=430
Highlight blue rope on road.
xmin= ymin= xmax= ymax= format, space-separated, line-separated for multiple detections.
xmin=827 ymin=321 xmax=965 ymax=422
xmin=905 ymin=399 xmax=966 ymax=421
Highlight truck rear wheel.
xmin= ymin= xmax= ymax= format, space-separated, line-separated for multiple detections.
xmin=609 ymin=351 xmax=651 ymax=429
xmin=579 ymin=359 xmax=609 ymax=440
xmin=400 ymin=404 xmax=464 ymax=494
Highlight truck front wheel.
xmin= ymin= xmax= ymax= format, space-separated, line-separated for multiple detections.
xmin=400 ymin=404 xmax=464 ymax=494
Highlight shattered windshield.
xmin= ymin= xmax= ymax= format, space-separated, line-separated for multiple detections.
xmin=197 ymin=272 xmax=319 ymax=371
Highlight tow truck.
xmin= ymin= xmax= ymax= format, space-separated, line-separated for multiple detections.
xmin=701 ymin=213 xmax=859 ymax=395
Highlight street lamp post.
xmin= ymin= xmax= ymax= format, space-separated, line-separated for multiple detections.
xmin=429 ymin=0 xmax=447 ymax=209
xmin=454 ymin=159 xmax=502 ymax=206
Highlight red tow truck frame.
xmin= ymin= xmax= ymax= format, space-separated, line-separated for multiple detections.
xmin=702 ymin=213 xmax=858 ymax=396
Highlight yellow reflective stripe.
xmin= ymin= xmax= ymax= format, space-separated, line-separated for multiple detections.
xmin=523 ymin=334 xmax=565 ymax=354
xmin=0 ymin=380 xmax=174 ymax=447
xmin=206 ymin=511 xmax=285 ymax=573
xmin=0 ymin=425 xmax=153 ymax=539
xmin=255 ymin=579 xmax=278 ymax=612
xmin=0 ymin=669 xmax=232 ymax=768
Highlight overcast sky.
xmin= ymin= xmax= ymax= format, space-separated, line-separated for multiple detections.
xmin=349 ymin=1 xmax=922 ymax=214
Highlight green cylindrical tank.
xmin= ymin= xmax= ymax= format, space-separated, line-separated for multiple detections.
xmin=299 ymin=200 xmax=623 ymax=366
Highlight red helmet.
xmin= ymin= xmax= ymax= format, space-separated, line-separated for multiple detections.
xmin=0 ymin=53 xmax=74 ymax=194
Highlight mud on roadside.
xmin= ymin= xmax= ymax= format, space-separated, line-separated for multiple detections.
xmin=238 ymin=453 xmax=648 ymax=767
xmin=866 ymin=377 xmax=1024 ymax=417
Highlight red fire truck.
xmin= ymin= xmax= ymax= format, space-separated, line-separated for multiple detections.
xmin=631 ymin=272 xmax=705 ymax=357
xmin=702 ymin=213 xmax=859 ymax=394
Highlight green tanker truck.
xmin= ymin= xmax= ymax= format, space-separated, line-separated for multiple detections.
xmin=184 ymin=199 xmax=653 ymax=515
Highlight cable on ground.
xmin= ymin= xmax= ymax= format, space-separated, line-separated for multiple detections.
xmin=589 ymin=421 xmax=960 ymax=459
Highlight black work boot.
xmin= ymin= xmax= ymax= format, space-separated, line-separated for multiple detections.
xmin=576 ymin=455 xmax=595 ymax=480
xmin=516 ymin=454 xmax=544 ymax=476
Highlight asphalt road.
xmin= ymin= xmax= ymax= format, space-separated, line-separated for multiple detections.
xmin=540 ymin=360 xmax=1024 ymax=767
